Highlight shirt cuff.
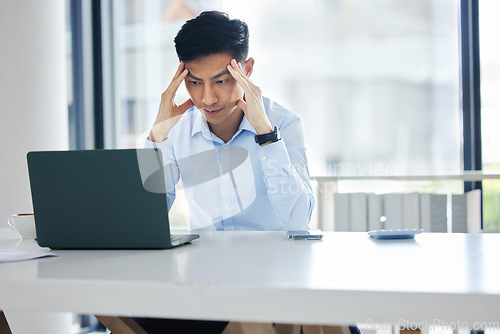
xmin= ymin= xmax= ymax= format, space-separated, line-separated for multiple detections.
xmin=258 ymin=139 xmax=296 ymax=178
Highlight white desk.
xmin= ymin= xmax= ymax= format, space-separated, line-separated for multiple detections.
xmin=1 ymin=228 xmax=499 ymax=328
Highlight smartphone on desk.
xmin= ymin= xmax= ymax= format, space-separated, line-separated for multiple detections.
xmin=287 ymin=230 xmax=323 ymax=240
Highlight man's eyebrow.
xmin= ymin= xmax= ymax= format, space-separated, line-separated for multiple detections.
xmin=210 ymin=69 xmax=230 ymax=80
xmin=187 ymin=69 xmax=230 ymax=81
xmin=187 ymin=72 xmax=202 ymax=81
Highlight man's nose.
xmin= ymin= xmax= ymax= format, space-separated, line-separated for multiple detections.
xmin=202 ymin=85 xmax=218 ymax=105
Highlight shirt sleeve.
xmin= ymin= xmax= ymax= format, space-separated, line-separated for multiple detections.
xmin=145 ymin=137 xmax=180 ymax=211
xmin=257 ymin=118 xmax=315 ymax=230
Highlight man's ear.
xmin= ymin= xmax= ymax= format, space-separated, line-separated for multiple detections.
xmin=243 ymin=58 xmax=255 ymax=77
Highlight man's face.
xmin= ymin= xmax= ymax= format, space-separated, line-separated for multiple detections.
xmin=184 ymin=53 xmax=247 ymax=127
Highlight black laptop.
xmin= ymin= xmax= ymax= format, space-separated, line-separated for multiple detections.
xmin=26 ymin=148 xmax=199 ymax=249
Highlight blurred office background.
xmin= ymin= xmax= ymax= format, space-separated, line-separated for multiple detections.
xmin=1 ymin=0 xmax=498 ymax=232
xmin=64 ymin=0 xmax=499 ymax=230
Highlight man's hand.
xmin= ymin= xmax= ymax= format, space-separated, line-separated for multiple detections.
xmin=149 ymin=62 xmax=194 ymax=143
xmin=227 ymin=59 xmax=272 ymax=135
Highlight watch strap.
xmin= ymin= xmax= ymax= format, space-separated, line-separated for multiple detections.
xmin=255 ymin=127 xmax=280 ymax=145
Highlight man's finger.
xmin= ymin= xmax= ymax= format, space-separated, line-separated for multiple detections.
xmin=164 ymin=62 xmax=186 ymax=95
xmin=227 ymin=62 xmax=241 ymax=80
xmin=179 ymin=99 xmax=194 ymax=113
xmin=236 ymin=99 xmax=247 ymax=113
xmin=164 ymin=68 xmax=188 ymax=101
xmin=227 ymin=62 xmax=250 ymax=91
xmin=172 ymin=68 xmax=189 ymax=91
xmin=172 ymin=61 xmax=185 ymax=81
xmin=229 ymin=59 xmax=248 ymax=79
xmin=233 ymin=59 xmax=247 ymax=77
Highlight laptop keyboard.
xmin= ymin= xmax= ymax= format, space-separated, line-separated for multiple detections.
xmin=171 ymin=235 xmax=184 ymax=243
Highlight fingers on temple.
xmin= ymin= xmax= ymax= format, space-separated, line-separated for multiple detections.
xmin=164 ymin=64 xmax=188 ymax=99
xmin=228 ymin=60 xmax=251 ymax=90
xmin=173 ymin=61 xmax=186 ymax=80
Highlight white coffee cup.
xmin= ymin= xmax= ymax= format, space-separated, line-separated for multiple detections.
xmin=7 ymin=213 xmax=37 ymax=239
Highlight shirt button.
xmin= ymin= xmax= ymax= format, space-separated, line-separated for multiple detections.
xmin=262 ymin=156 xmax=267 ymax=161
xmin=222 ymin=146 xmax=229 ymax=151
xmin=224 ymin=205 xmax=230 ymax=210
xmin=222 ymin=176 xmax=227 ymax=181
xmin=227 ymin=228 xmax=233 ymax=231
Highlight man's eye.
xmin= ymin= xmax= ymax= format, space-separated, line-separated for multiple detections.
xmin=188 ymin=80 xmax=201 ymax=85
xmin=216 ymin=80 xmax=227 ymax=84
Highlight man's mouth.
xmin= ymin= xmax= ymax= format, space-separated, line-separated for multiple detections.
xmin=203 ymin=108 xmax=223 ymax=115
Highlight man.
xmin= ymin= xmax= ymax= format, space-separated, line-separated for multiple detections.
xmin=137 ymin=11 xmax=357 ymax=334
xmin=147 ymin=11 xmax=314 ymax=232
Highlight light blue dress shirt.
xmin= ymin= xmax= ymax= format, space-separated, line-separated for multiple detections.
xmin=145 ymin=97 xmax=315 ymax=231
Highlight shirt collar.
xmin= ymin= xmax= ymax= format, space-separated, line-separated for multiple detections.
xmin=191 ymin=107 xmax=258 ymax=140
xmin=191 ymin=108 xmax=211 ymax=139
xmin=238 ymin=115 xmax=257 ymax=135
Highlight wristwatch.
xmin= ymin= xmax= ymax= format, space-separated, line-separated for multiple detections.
xmin=255 ymin=127 xmax=281 ymax=146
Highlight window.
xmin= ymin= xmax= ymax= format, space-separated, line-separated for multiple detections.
xmin=69 ymin=0 xmax=498 ymax=229
xmin=479 ymin=0 xmax=500 ymax=230
xmin=102 ymin=0 xmax=462 ymax=214
xmin=105 ymin=0 xmax=461 ymax=173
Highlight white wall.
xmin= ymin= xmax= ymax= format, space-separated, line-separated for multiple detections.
xmin=0 ymin=0 xmax=68 ymax=227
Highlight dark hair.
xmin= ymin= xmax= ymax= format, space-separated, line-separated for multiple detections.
xmin=174 ymin=11 xmax=249 ymax=63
